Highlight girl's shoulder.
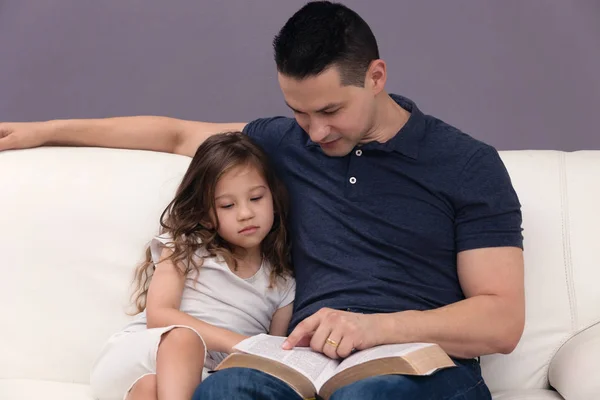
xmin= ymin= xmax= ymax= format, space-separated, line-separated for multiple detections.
xmin=151 ymin=233 xmax=215 ymax=267
xmin=262 ymin=260 xmax=295 ymax=290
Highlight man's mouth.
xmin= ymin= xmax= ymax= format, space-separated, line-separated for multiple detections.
xmin=319 ymin=137 xmax=341 ymax=147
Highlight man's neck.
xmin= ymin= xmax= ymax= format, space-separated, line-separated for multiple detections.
xmin=362 ymin=93 xmax=410 ymax=144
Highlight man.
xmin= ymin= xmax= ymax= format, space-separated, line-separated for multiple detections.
xmin=0 ymin=2 xmax=524 ymax=399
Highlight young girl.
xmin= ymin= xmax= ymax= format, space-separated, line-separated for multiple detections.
xmin=90 ymin=132 xmax=295 ymax=400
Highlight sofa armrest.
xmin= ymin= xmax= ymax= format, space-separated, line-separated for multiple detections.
xmin=548 ymin=322 xmax=600 ymax=400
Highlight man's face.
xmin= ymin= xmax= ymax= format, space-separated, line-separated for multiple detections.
xmin=278 ymin=66 xmax=375 ymax=157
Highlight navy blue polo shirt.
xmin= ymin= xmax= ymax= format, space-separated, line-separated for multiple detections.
xmin=244 ymin=94 xmax=523 ymax=330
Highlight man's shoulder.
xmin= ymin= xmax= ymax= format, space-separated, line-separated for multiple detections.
xmin=422 ymin=115 xmax=498 ymax=169
xmin=243 ymin=116 xmax=304 ymax=154
xmin=389 ymin=94 xmax=494 ymax=166
xmin=243 ymin=116 xmax=301 ymax=138
xmin=428 ymin=116 xmax=491 ymax=155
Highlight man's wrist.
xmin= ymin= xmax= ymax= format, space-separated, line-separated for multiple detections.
xmin=43 ymin=119 xmax=66 ymax=145
xmin=375 ymin=310 xmax=419 ymax=345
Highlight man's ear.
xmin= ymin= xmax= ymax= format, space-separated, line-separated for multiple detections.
xmin=366 ymin=59 xmax=387 ymax=95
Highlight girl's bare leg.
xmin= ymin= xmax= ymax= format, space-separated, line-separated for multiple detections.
xmin=155 ymin=327 xmax=206 ymax=400
xmin=126 ymin=374 xmax=157 ymax=400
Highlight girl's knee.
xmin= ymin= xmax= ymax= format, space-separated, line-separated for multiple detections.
xmin=127 ymin=374 xmax=157 ymax=399
xmin=161 ymin=327 xmax=205 ymax=351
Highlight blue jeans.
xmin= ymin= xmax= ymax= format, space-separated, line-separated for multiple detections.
xmin=193 ymin=358 xmax=491 ymax=399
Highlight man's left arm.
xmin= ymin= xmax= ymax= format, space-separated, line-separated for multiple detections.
xmin=380 ymin=145 xmax=526 ymax=359
xmin=377 ymin=246 xmax=525 ymax=359
xmin=283 ymin=246 xmax=524 ymax=359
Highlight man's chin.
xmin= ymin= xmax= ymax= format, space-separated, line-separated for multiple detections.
xmin=321 ymin=148 xmax=350 ymax=157
xmin=319 ymin=142 xmax=353 ymax=157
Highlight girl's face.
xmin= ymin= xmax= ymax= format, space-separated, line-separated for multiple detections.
xmin=213 ymin=163 xmax=275 ymax=257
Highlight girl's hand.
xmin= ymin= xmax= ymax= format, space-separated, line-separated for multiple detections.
xmin=227 ymin=334 xmax=251 ymax=353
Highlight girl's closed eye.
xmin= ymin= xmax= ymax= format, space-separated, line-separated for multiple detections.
xmin=250 ymin=196 xmax=263 ymax=202
xmin=220 ymin=203 xmax=234 ymax=209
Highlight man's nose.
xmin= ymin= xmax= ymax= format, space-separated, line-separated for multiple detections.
xmin=308 ymin=119 xmax=330 ymax=143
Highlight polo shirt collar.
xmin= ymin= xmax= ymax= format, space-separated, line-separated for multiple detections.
xmin=304 ymin=94 xmax=426 ymax=159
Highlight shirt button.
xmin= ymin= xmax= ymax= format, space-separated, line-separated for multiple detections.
xmin=355 ymin=149 xmax=362 ymax=156
xmin=349 ymin=177 xmax=357 ymax=184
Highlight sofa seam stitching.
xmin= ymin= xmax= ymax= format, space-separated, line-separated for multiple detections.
xmin=540 ymin=152 xmax=581 ymax=384
xmin=559 ymin=152 xmax=578 ymax=331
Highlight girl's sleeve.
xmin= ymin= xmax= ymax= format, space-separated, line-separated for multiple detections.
xmin=278 ymin=276 xmax=296 ymax=309
xmin=149 ymin=234 xmax=174 ymax=266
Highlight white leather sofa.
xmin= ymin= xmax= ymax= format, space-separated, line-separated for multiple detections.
xmin=1 ymin=147 xmax=598 ymax=399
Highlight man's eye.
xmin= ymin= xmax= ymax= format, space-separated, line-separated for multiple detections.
xmin=323 ymin=109 xmax=339 ymax=115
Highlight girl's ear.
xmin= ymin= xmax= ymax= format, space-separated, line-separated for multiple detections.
xmin=198 ymin=209 xmax=217 ymax=231
xmin=197 ymin=219 xmax=214 ymax=230
xmin=202 ymin=222 xmax=214 ymax=230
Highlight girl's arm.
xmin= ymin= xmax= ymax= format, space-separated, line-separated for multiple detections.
xmin=146 ymin=247 xmax=248 ymax=354
xmin=269 ymin=303 xmax=294 ymax=337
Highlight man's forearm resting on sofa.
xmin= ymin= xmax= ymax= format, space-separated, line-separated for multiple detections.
xmin=45 ymin=116 xmax=185 ymax=153
xmin=2 ymin=117 xmax=247 ymax=157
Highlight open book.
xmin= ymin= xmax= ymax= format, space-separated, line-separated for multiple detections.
xmin=215 ymin=334 xmax=455 ymax=399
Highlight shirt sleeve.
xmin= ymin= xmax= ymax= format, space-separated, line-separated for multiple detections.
xmin=453 ymin=145 xmax=524 ymax=252
xmin=242 ymin=116 xmax=297 ymax=157
xmin=277 ymin=276 xmax=296 ymax=309
xmin=149 ymin=234 xmax=174 ymax=266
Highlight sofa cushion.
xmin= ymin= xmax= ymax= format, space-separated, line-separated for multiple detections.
xmin=549 ymin=322 xmax=600 ymax=400
xmin=492 ymin=389 xmax=564 ymax=400
xmin=0 ymin=379 xmax=93 ymax=400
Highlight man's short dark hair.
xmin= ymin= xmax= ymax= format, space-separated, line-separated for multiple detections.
xmin=273 ymin=1 xmax=380 ymax=87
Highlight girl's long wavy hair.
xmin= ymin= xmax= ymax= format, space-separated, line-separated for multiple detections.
xmin=131 ymin=131 xmax=292 ymax=313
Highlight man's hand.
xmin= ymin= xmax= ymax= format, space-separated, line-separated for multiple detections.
xmin=282 ymin=308 xmax=385 ymax=359
xmin=0 ymin=122 xmax=50 ymax=151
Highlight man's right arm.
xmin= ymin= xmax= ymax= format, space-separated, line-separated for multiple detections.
xmin=0 ymin=116 xmax=247 ymax=157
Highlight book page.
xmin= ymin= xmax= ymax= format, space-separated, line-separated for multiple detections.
xmin=333 ymin=343 xmax=435 ymax=376
xmin=234 ymin=334 xmax=340 ymax=385
xmin=313 ymin=359 xmax=339 ymax=392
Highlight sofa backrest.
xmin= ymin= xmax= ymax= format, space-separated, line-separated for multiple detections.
xmin=0 ymin=147 xmax=189 ymax=383
xmin=1 ymin=147 xmax=598 ymax=391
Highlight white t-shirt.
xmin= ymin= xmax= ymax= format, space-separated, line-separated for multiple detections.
xmin=122 ymin=235 xmax=295 ymax=365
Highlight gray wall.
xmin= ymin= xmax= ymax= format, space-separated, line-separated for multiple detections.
xmin=1 ymin=1 xmax=598 ymax=151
